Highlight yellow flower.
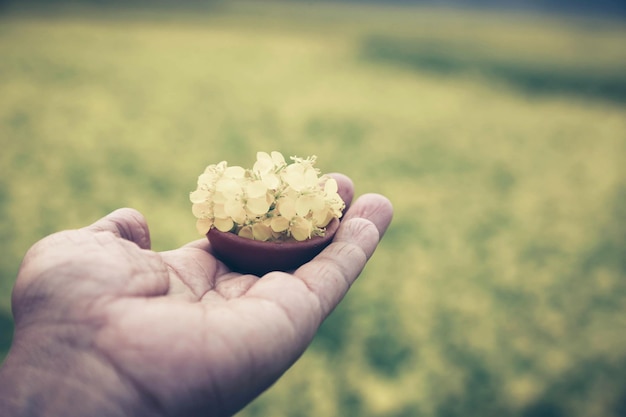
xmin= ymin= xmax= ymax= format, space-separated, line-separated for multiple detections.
xmin=190 ymin=151 xmax=345 ymax=241
xmin=253 ymin=151 xmax=285 ymax=190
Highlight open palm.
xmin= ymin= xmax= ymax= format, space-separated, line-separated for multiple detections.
xmin=1 ymin=176 xmax=392 ymax=417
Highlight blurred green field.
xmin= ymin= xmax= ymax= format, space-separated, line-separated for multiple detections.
xmin=1 ymin=1 xmax=626 ymax=416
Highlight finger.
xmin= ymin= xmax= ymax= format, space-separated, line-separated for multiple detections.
xmin=244 ymin=194 xmax=392 ymax=339
xmin=183 ymin=238 xmax=212 ymax=251
xmin=340 ymin=193 xmax=393 ymax=239
xmin=84 ymin=208 xmax=152 ymax=250
xmin=295 ymin=193 xmax=392 ymax=317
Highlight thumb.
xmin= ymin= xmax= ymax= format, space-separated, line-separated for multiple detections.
xmin=84 ymin=208 xmax=152 ymax=250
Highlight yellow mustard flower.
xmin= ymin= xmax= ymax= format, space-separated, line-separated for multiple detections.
xmin=190 ymin=151 xmax=345 ymax=241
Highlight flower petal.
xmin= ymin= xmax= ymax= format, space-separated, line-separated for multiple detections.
xmin=282 ymin=164 xmax=306 ymax=191
xmin=224 ymin=166 xmax=245 ymax=178
xmin=190 ymin=189 xmax=210 ymax=204
xmin=225 ymin=199 xmax=247 ymax=224
xmin=324 ymin=177 xmax=338 ymax=195
xmin=290 ymin=217 xmax=312 ymax=241
xmin=253 ymin=152 xmax=274 ymax=174
xmin=238 ymin=226 xmax=254 ymax=240
xmin=304 ymin=167 xmax=319 ymax=188
xmin=192 ymin=202 xmax=212 ymax=218
xmin=271 ymin=151 xmax=286 ymax=167
xmin=261 ymin=173 xmax=280 ymax=190
xmin=214 ymin=217 xmax=234 ymax=232
xmin=196 ymin=218 xmax=213 ymax=235
xmin=270 ymin=216 xmax=290 ymax=232
xmin=252 ymin=223 xmax=273 ymax=241
xmin=247 ymin=197 xmax=271 ymax=216
xmin=245 ymin=181 xmax=268 ymax=198
xmin=277 ymin=198 xmax=297 ymax=219
xmin=216 ymin=178 xmax=242 ymax=196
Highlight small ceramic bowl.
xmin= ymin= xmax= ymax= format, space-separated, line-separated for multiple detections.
xmin=207 ymin=218 xmax=340 ymax=276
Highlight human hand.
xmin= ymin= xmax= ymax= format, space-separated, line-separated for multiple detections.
xmin=0 ymin=175 xmax=392 ymax=417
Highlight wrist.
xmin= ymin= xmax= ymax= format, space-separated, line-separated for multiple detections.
xmin=0 ymin=326 xmax=162 ymax=417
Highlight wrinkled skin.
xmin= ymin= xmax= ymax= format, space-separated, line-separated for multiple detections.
xmin=0 ymin=175 xmax=392 ymax=417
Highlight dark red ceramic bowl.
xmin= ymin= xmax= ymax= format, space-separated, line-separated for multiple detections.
xmin=207 ymin=218 xmax=340 ymax=276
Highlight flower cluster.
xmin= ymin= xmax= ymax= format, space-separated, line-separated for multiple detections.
xmin=190 ymin=151 xmax=345 ymax=242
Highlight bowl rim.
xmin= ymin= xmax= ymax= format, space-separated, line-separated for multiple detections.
xmin=206 ymin=217 xmax=340 ymax=250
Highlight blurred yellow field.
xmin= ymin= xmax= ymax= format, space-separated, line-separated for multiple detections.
xmin=1 ymin=1 xmax=625 ymax=416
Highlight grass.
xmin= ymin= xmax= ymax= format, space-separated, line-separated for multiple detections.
xmin=1 ymin=1 xmax=626 ymax=416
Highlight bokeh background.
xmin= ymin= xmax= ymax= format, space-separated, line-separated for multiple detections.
xmin=1 ymin=1 xmax=625 ymax=416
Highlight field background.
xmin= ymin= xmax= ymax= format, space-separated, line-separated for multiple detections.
xmin=1 ymin=1 xmax=626 ymax=416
